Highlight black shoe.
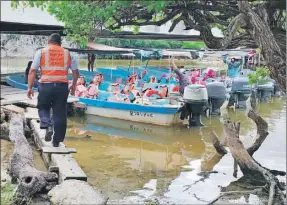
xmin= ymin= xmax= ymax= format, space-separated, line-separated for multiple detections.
xmin=52 ymin=141 xmax=60 ymax=147
xmin=44 ymin=127 xmax=54 ymax=142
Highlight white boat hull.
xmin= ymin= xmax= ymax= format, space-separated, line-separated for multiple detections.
xmin=85 ymin=106 xmax=181 ymax=126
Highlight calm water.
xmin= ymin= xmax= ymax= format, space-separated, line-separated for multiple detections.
xmin=65 ymin=97 xmax=286 ymax=204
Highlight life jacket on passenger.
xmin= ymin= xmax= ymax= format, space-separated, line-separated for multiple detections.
xmin=140 ymin=70 xmax=148 ymax=79
xmin=202 ymin=68 xmax=216 ymax=81
xmin=107 ymin=83 xmax=121 ymax=93
xmin=127 ymin=73 xmax=137 ymax=84
xmin=143 ymin=86 xmax=168 ymax=99
xmin=86 ymin=83 xmax=99 ymax=99
xmin=108 ymin=93 xmax=130 ymax=103
xmin=75 ymin=85 xmax=88 ymax=97
xmin=159 ymin=73 xmax=168 ymax=83
xmin=121 ymin=83 xmax=135 ymax=95
xmin=77 ymin=76 xmax=86 ymax=86
xmin=144 ymin=89 xmax=158 ymax=98
xmin=190 ymin=69 xmax=200 ymax=84
xmin=158 ymin=85 xmax=168 ymax=98
xmin=91 ymin=73 xmax=103 ymax=85
xmin=149 ymin=76 xmax=157 ymax=83
xmin=172 ymin=85 xmax=179 ymax=92
xmin=39 ymin=45 xmax=71 ymax=83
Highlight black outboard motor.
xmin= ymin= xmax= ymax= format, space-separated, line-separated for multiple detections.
xmin=181 ymin=84 xmax=208 ymax=127
xmin=269 ymin=79 xmax=281 ymax=97
xmin=256 ymin=80 xmax=274 ymax=103
xmin=206 ymin=82 xmax=227 ymax=115
xmin=229 ymin=77 xmax=252 ymax=108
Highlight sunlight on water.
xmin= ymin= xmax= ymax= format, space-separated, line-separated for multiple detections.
xmin=65 ymin=97 xmax=286 ymax=204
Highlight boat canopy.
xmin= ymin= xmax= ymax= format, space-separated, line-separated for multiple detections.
xmin=36 ymin=43 xmax=135 ymax=55
xmin=67 ymin=41 xmax=136 ymax=55
xmin=161 ymin=50 xmax=192 ymax=59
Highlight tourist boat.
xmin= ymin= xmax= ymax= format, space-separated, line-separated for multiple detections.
xmin=6 ymin=74 xmax=183 ymax=126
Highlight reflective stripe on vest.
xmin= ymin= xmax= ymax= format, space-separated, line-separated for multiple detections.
xmin=40 ymin=45 xmax=71 ymax=83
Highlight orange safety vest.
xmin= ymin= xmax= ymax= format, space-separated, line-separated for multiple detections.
xmin=39 ymin=45 xmax=71 ymax=83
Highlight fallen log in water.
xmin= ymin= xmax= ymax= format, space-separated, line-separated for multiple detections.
xmin=223 ymin=119 xmax=286 ymax=205
xmin=209 ymin=91 xmax=286 ymax=204
xmin=8 ymin=113 xmax=58 ymax=200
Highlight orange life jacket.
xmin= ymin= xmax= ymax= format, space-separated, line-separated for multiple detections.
xmin=40 ymin=45 xmax=71 ymax=83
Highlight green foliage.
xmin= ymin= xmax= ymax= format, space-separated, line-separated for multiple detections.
xmin=11 ymin=0 xmax=206 ymax=51
xmin=182 ymin=41 xmax=206 ymax=49
xmin=1 ymin=183 xmax=17 ymax=205
xmin=247 ymin=67 xmax=271 ymax=85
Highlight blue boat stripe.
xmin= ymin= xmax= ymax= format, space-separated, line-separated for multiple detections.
xmin=79 ymin=97 xmax=179 ymax=114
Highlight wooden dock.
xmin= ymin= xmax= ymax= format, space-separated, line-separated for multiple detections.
xmin=1 ymin=84 xmax=89 ymax=183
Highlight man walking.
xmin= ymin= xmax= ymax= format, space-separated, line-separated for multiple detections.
xmin=27 ymin=33 xmax=79 ymax=147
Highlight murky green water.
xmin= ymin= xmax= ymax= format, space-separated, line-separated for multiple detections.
xmin=65 ymin=97 xmax=286 ymax=204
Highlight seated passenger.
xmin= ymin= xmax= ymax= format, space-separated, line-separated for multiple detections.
xmin=143 ymin=85 xmax=168 ymax=99
xmin=90 ymin=73 xmax=104 ymax=85
xmin=86 ymin=83 xmax=99 ymax=99
xmin=75 ymin=85 xmax=88 ymax=97
xmin=139 ymin=69 xmax=149 ymax=81
xmin=159 ymin=73 xmax=168 ymax=83
xmin=75 ymin=76 xmax=88 ymax=97
xmin=202 ymin=68 xmax=216 ymax=81
xmin=25 ymin=60 xmax=40 ymax=88
xmin=107 ymin=93 xmax=130 ymax=103
xmin=190 ymin=69 xmax=201 ymax=84
xmin=107 ymin=83 xmax=121 ymax=93
xmin=77 ymin=76 xmax=86 ymax=86
xmin=121 ymin=83 xmax=135 ymax=95
xmin=172 ymin=85 xmax=179 ymax=92
xmin=149 ymin=76 xmax=157 ymax=83
xmin=126 ymin=73 xmax=138 ymax=84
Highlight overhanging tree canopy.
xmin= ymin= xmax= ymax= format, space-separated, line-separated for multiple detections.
xmin=11 ymin=0 xmax=286 ymax=92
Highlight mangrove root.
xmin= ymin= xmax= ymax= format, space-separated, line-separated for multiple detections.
xmin=210 ymin=91 xmax=286 ymax=204
xmin=209 ymin=131 xmax=227 ymax=156
xmin=8 ymin=113 xmax=58 ymax=199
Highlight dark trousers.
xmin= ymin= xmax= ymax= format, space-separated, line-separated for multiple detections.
xmin=37 ymin=83 xmax=69 ymax=143
xmin=88 ymin=60 xmax=95 ymax=72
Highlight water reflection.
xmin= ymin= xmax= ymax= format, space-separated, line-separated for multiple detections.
xmin=66 ymin=97 xmax=286 ymax=203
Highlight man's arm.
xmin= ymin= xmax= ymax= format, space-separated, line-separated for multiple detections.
xmin=70 ymin=55 xmax=79 ymax=95
xmin=28 ymin=69 xmax=37 ymax=90
xmin=27 ymin=51 xmax=41 ymax=98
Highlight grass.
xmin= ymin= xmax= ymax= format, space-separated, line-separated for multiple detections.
xmin=1 ymin=183 xmax=17 ymax=205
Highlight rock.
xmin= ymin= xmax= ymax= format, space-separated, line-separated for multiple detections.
xmin=0 ymin=122 xmax=10 ymax=140
xmin=48 ymin=180 xmax=108 ymax=205
xmin=1 ymin=108 xmax=5 ymax=123
xmin=24 ymin=125 xmax=31 ymax=138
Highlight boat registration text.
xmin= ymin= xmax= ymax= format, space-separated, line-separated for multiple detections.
xmin=130 ymin=111 xmax=154 ymax=118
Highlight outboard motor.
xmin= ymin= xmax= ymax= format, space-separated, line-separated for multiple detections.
xmin=269 ymin=79 xmax=281 ymax=97
xmin=206 ymin=82 xmax=227 ymax=115
xmin=182 ymin=84 xmax=208 ymax=127
xmin=229 ymin=77 xmax=252 ymax=108
xmin=256 ymin=80 xmax=274 ymax=103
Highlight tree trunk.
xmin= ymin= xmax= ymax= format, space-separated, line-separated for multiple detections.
xmin=223 ymin=119 xmax=286 ymax=205
xmin=8 ymin=113 xmax=58 ymax=198
xmin=238 ymin=0 xmax=286 ymax=93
